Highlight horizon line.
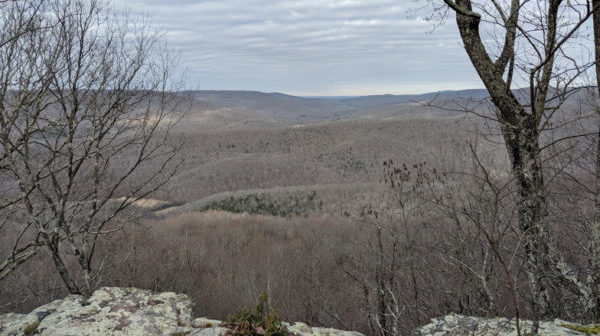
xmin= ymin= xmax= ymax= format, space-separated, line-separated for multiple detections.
xmin=182 ymin=87 xmax=490 ymax=97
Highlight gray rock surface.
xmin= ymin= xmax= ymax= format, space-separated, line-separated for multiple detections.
xmin=0 ymin=287 xmax=364 ymax=336
xmin=413 ymin=313 xmax=599 ymax=336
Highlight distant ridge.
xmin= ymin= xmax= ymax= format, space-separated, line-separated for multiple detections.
xmin=301 ymin=96 xmax=359 ymax=99
xmin=186 ymin=88 xmax=492 ymax=102
xmin=173 ymin=88 xmax=496 ymax=130
xmin=178 ymin=87 xmax=595 ymax=130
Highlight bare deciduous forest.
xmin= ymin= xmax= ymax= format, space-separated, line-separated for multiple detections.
xmin=4 ymin=0 xmax=600 ymax=336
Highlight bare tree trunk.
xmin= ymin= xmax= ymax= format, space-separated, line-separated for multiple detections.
xmin=446 ymin=0 xmax=596 ymax=326
xmin=508 ymin=125 xmax=552 ymax=322
xmin=454 ymin=2 xmax=553 ymax=321
xmin=375 ymin=227 xmax=389 ymax=336
xmin=46 ymin=235 xmax=81 ymax=295
xmin=591 ymin=0 xmax=600 ymax=322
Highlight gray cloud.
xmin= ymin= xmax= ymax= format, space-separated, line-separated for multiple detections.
xmin=112 ymin=0 xmax=482 ymax=95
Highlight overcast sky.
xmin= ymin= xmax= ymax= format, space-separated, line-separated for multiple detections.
xmin=112 ymin=0 xmax=482 ymax=96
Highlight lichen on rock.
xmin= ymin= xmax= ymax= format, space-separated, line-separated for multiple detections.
xmin=0 ymin=287 xmax=195 ymax=336
xmin=413 ymin=313 xmax=600 ymax=336
xmin=0 ymin=287 xmax=363 ymax=336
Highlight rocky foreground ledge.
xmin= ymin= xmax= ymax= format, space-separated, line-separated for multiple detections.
xmin=0 ymin=287 xmax=364 ymax=336
xmin=3 ymin=288 xmax=599 ymax=336
xmin=413 ymin=313 xmax=600 ymax=336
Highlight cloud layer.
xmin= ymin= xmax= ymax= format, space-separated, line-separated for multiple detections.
xmin=112 ymin=0 xmax=482 ymax=95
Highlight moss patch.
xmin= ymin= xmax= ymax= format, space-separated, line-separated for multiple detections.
xmin=23 ymin=321 xmax=39 ymax=335
xmin=560 ymin=323 xmax=600 ymax=334
xmin=169 ymin=332 xmax=191 ymax=336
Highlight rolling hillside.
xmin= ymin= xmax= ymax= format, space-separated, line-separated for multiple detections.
xmin=175 ymin=89 xmax=491 ymax=130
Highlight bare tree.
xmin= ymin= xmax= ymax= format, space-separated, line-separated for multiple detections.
xmin=588 ymin=0 xmax=600 ymax=321
xmin=430 ymin=139 xmax=525 ymax=333
xmin=433 ymin=1 xmax=600 ymax=329
xmin=338 ymin=161 xmax=440 ymax=336
xmin=0 ymin=0 xmax=183 ymax=296
xmin=0 ymin=0 xmax=62 ymax=280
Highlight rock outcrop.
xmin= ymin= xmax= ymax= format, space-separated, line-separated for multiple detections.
xmin=413 ymin=313 xmax=600 ymax=336
xmin=6 ymin=288 xmax=597 ymax=336
xmin=0 ymin=287 xmax=364 ymax=336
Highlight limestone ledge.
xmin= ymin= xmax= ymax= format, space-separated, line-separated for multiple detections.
xmin=414 ymin=313 xmax=600 ymax=336
xmin=0 ymin=287 xmax=364 ymax=336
